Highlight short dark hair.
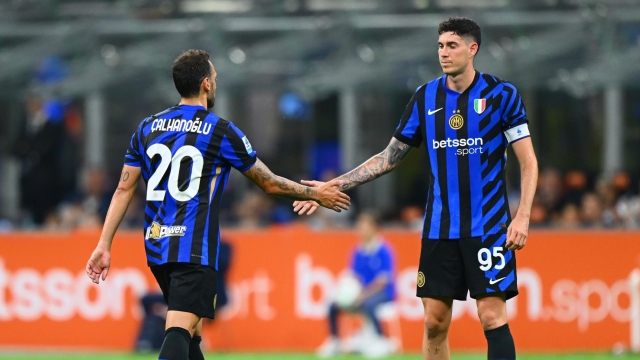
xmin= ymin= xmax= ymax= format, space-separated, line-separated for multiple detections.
xmin=438 ymin=17 xmax=481 ymax=51
xmin=172 ymin=49 xmax=211 ymax=98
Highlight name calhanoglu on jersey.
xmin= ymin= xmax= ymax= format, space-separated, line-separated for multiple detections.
xmin=146 ymin=221 xmax=188 ymax=240
xmin=150 ymin=118 xmax=212 ymax=135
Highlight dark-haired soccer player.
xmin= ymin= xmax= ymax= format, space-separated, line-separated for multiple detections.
xmin=294 ymin=18 xmax=537 ymax=360
xmin=86 ymin=49 xmax=350 ymax=360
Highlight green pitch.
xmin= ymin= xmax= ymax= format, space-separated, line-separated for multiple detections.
xmin=0 ymin=353 xmax=638 ymax=360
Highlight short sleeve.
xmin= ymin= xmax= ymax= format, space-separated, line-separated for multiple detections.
xmin=393 ymin=86 xmax=425 ymax=147
xmin=219 ymin=122 xmax=257 ymax=172
xmin=378 ymin=243 xmax=394 ymax=274
xmin=123 ymin=126 xmax=143 ymax=167
xmin=501 ymin=83 xmax=530 ymax=144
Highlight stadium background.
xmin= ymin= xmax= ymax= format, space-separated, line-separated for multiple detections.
xmin=1 ymin=0 xmax=640 ymax=359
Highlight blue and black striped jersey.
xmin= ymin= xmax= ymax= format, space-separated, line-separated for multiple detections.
xmin=394 ymin=71 xmax=530 ymax=239
xmin=124 ymin=104 xmax=257 ymax=268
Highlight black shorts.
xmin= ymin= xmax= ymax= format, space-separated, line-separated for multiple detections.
xmin=416 ymin=232 xmax=518 ymax=301
xmin=150 ymin=263 xmax=218 ymax=319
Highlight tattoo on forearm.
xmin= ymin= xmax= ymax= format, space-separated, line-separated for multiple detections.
xmin=336 ymin=138 xmax=410 ymax=191
xmin=249 ymin=160 xmax=317 ymax=200
xmin=120 ymin=171 xmax=129 ymax=182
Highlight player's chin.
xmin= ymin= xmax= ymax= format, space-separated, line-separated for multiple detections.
xmin=440 ymin=64 xmax=455 ymax=73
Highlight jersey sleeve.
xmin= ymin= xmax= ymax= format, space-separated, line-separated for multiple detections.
xmin=393 ymin=86 xmax=424 ymax=147
xmin=123 ymin=124 xmax=144 ymax=167
xmin=501 ymin=83 xmax=530 ymax=144
xmin=219 ymin=122 xmax=258 ymax=172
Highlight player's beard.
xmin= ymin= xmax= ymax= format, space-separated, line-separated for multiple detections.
xmin=207 ymin=94 xmax=215 ymax=109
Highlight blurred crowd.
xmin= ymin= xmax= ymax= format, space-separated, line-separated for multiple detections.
xmin=523 ymin=168 xmax=640 ymax=229
xmin=6 ymin=155 xmax=640 ymax=231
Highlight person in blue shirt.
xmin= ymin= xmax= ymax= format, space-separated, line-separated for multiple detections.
xmin=85 ymin=49 xmax=350 ymax=360
xmin=317 ymin=212 xmax=396 ymax=357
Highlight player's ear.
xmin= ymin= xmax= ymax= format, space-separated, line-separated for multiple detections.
xmin=202 ymin=77 xmax=211 ymax=92
xmin=469 ymin=42 xmax=479 ymax=58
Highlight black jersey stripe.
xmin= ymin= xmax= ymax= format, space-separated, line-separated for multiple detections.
xmin=434 ymin=80 xmax=450 ymax=238
xmin=145 ymin=243 xmax=163 ymax=261
xmin=482 ymin=182 xmax=504 ymax=215
xmin=478 ymin=94 xmax=502 ymax=133
xmin=423 ymin=171 xmax=435 ymax=236
xmin=190 ymin=118 xmax=229 ymax=264
xmin=481 ymin=148 xmax=504 ymax=179
xmin=480 ymin=74 xmax=499 ymax=98
xmin=484 ymin=199 xmax=507 ymax=233
xmin=456 ymin=88 xmax=472 ymax=238
xmin=168 ymin=109 xmax=209 ymax=263
xmin=206 ymin=168 xmax=227 ymax=266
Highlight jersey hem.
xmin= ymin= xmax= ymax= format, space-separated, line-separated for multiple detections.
xmin=421 ymin=225 xmax=507 ymax=240
xmin=238 ymin=157 xmax=257 ymax=172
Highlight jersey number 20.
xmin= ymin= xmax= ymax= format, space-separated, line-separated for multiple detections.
xmin=146 ymin=144 xmax=204 ymax=202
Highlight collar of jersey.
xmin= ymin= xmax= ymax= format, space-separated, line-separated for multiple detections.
xmin=442 ymin=70 xmax=480 ymax=96
xmin=177 ymin=104 xmax=207 ymax=110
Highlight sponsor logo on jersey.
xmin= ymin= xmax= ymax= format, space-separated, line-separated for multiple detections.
xmin=474 ymin=98 xmax=486 ymax=114
xmin=242 ymin=136 xmax=253 ymax=154
xmin=449 ymin=110 xmax=464 ymax=130
xmin=432 ymin=137 xmax=484 ymax=156
xmin=145 ymin=221 xmax=187 ymax=240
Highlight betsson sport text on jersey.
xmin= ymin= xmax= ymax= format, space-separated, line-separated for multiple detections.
xmin=432 ymin=137 xmax=484 ymax=156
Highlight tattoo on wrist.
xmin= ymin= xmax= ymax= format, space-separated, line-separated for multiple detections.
xmin=251 ymin=160 xmax=316 ymax=200
xmin=337 ymin=138 xmax=410 ymax=191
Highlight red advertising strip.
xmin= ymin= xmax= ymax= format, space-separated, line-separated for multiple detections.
xmin=0 ymin=227 xmax=638 ymax=351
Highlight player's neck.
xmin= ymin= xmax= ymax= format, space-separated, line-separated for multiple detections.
xmin=179 ymin=95 xmax=207 ymax=108
xmin=445 ymin=66 xmax=476 ymax=94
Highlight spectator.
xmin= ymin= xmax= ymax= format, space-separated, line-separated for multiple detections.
xmin=596 ymin=178 xmax=621 ymax=228
xmin=617 ymin=179 xmax=640 ymax=228
xmin=537 ymin=168 xmax=564 ymax=220
xmin=581 ymin=192 xmax=603 ymax=228
xmin=12 ymin=92 xmax=65 ymax=225
xmin=554 ymin=203 xmax=581 ymax=229
xmin=316 ymin=212 xmax=396 ymax=358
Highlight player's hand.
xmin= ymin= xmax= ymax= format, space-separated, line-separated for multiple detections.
xmin=506 ymin=213 xmax=529 ymax=251
xmin=293 ymin=200 xmax=320 ymax=215
xmin=311 ymin=179 xmax=350 ymax=213
xmin=86 ymin=245 xmax=111 ymax=284
xmin=293 ymin=180 xmax=324 ymax=215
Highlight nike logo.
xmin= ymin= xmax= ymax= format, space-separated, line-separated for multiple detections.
xmin=489 ymin=277 xmax=506 ymax=285
xmin=428 ymin=108 xmax=443 ymax=115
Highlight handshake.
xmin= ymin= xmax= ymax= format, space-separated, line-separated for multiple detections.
xmin=295 ymin=179 xmax=343 ymax=215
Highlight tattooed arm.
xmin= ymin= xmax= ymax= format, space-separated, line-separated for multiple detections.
xmin=336 ymin=137 xmax=412 ymax=191
xmin=87 ymin=165 xmax=141 ymax=284
xmin=293 ymin=137 xmax=412 ymax=215
xmin=243 ymin=158 xmax=350 ymax=211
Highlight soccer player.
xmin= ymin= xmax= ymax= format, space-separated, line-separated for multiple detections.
xmin=294 ymin=17 xmax=538 ymax=360
xmin=85 ymin=49 xmax=350 ymax=360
